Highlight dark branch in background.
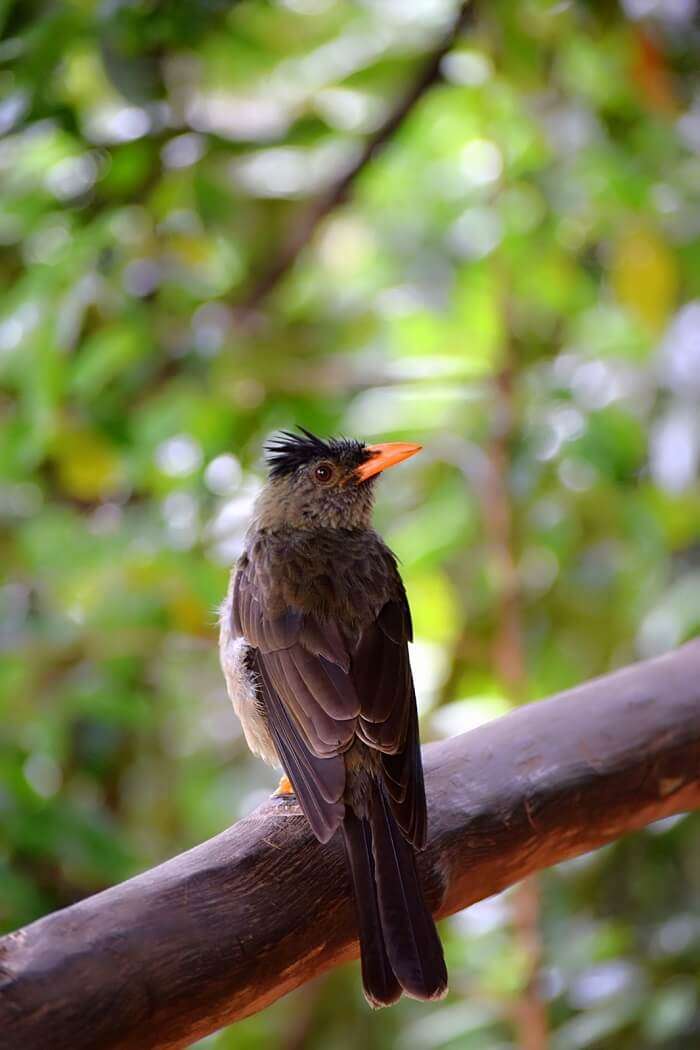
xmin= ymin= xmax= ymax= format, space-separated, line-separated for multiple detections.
xmin=485 ymin=344 xmax=548 ymax=1046
xmin=1 ymin=641 xmax=699 ymax=1050
xmin=238 ymin=2 xmax=473 ymax=315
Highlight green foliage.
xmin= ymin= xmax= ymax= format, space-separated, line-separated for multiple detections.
xmin=1 ymin=1 xmax=699 ymax=1047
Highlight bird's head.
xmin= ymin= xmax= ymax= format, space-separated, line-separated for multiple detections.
xmin=253 ymin=428 xmax=422 ymax=530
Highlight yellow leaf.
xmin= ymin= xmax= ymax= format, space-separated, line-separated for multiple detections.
xmin=53 ymin=427 xmax=125 ymax=501
xmin=611 ymin=224 xmax=677 ymax=333
xmin=168 ymin=591 xmax=211 ymax=637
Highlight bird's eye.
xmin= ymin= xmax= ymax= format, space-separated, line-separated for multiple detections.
xmin=314 ymin=463 xmax=333 ymax=483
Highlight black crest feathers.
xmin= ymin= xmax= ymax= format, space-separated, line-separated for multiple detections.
xmin=264 ymin=427 xmax=368 ymax=479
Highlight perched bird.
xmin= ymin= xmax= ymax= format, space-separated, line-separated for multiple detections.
xmin=219 ymin=428 xmax=447 ymax=1007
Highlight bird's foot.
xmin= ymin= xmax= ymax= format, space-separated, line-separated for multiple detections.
xmin=272 ymin=774 xmax=295 ymax=799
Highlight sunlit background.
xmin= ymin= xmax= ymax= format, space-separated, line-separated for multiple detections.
xmin=1 ymin=0 xmax=700 ymax=1047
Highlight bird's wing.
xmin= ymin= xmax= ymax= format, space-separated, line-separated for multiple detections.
xmin=232 ymin=557 xmax=358 ymax=842
xmin=232 ymin=549 xmax=426 ymax=849
xmin=351 ymin=593 xmax=427 ymax=850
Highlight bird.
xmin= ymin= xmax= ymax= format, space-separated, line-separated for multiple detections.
xmin=218 ymin=427 xmax=447 ymax=1007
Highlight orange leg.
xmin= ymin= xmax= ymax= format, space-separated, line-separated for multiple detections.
xmin=272 ymin=774 xmax=295 ymax=798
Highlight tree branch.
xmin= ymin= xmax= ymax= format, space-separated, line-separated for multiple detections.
xmin=2 ymin=640 xmax=699 ymax=1050
xmin=485 ymin=351 xmax=548 ymax=1048
xmin=238 ymin=2 xmax=472 ymax=314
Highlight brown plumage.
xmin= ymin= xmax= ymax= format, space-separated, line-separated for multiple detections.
xmin=219 ymin=428 xmax=447 ymax=1006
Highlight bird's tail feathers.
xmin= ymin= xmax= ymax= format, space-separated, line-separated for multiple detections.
xmin=342 ymin=781 xmax=447 ymax=1007
xmin=342 ymin=807 xmax=401 ymax=1008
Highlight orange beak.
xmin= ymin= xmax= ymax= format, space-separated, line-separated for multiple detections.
xmin=354 ymin=442 xmax=423 ymax=482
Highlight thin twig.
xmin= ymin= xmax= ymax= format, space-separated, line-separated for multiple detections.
xmin=238 ymin=2 xmax=473 ymax=315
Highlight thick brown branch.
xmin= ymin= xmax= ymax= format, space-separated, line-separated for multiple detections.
xmin=239 ymin=3 xmax=472 ymax=314
xmin=1 ymin=640 xmax=699 ymax=1050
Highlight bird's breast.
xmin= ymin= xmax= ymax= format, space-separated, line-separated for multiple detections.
xmin=247 ymin=526 xmax=401 ymax=629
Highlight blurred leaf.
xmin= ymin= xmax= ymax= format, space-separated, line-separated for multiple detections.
xmin=51 ymin=426 xmax=126 ymax=501
xmin=611 ymin=224 xmax=678 ymax=333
